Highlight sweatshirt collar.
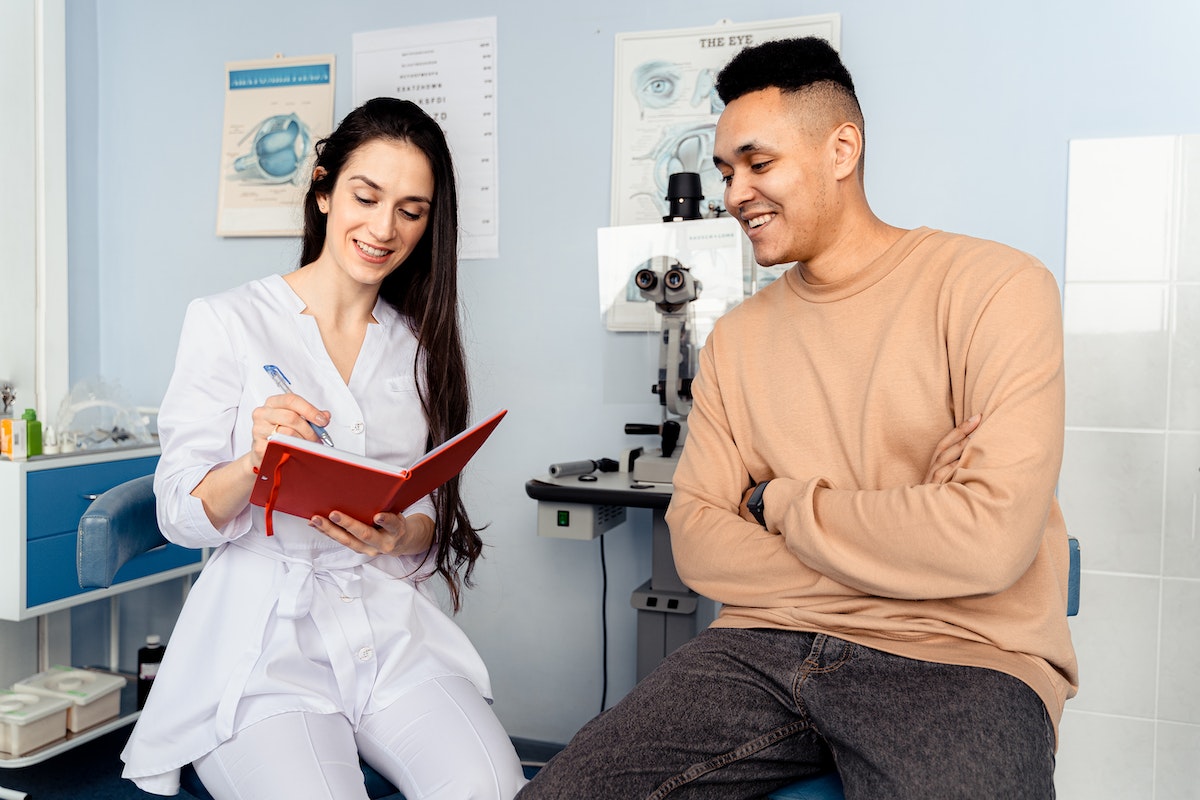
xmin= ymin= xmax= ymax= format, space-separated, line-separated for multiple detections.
xmin=783 ymin=227 xmax=938 ymax=303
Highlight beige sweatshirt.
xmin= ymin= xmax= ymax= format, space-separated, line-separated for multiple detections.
xmin=666 ymin=227 xmax=1078 ymax=731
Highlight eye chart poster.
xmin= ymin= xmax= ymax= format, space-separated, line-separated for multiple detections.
xmin=611 ymin=15 xmax=840 ymax=227
xmin=353 ymin=17 xmax=499 ymax=260
xmin=216 ymin=54 xmax=336 ymax=237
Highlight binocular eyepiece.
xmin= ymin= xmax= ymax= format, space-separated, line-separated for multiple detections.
xmin=635 ymin=266 xmax=690 ymax=292
xmin=635 ymin=258 xmax=701 ymax=310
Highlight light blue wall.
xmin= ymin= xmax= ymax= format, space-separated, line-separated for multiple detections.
xmin=66 ymin=0 xmax=1200 ymax=744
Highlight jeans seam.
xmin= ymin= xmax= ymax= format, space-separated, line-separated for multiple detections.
xmin=791 ymin=634 xmax=853 ymax=740
xmin=646 ymin=718 xmax=812 ymax=800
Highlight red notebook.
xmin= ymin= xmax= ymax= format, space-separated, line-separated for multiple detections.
xmin=249 ymin=408 xmax=507 ymax=534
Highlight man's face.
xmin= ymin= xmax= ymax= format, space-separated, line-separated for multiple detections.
xmin=713 ymin=87 xmax=835 ymax=267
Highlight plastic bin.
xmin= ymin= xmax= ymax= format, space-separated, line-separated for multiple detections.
xmin=0 ymin=690 xmax=71 ymax=756
xmin=13 ymin=667 xmax=126 ymax=732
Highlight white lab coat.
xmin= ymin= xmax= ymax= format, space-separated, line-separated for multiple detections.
xmin=121 ymin=275 xmax=491 ymax=795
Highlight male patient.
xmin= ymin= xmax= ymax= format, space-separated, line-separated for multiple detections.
xmin=519 ymin=36 xmax=1076 ymax=799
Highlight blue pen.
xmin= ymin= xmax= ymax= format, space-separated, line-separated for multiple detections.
xmin=263 ymin=365 xmax=336 ymax=447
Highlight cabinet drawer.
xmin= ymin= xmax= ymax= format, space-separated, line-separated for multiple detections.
xmin=26 ymin=530 xmax=201 ymax=607
xmin=26 ymin=456 xmax=159 ymax=540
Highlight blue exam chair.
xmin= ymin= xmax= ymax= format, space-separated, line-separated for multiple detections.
xmin=79 ymin=476 xmax=1080 ymax=800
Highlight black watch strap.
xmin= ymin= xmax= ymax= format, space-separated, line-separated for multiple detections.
xmin=748 ymin=480 xmax=770 ymax=528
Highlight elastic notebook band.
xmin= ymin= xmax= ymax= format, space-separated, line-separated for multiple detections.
xmin=264 ymin=451 xmax=291 ymax=536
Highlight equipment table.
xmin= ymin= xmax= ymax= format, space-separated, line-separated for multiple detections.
xmin=525 ymin=471 xmax=712 ymax=681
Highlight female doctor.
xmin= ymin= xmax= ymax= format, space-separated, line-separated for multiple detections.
xmin=121 ymin=97 xmax=527 ymax=799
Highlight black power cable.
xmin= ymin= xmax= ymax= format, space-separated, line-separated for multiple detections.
xmin=599 ymin=534 xmax=608 ymax=714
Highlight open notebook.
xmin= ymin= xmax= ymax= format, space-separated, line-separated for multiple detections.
xmin=249 ymin=408 xmax=507 ymax=534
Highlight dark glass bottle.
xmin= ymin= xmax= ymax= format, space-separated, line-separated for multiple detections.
xmin=137 ymin=634 xmax=164 ymax=709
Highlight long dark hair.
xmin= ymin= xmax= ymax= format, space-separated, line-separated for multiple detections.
xmin=300 ymin=97 xmax=481 ymax=611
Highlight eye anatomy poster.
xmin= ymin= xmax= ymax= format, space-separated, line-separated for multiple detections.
xmin=352 ymin=17 xmax=499 ymax=260
xmin=216 ymin=55 xmax=336 ymax=237
xmin=611 ymin=15 xmax=840 ymax=227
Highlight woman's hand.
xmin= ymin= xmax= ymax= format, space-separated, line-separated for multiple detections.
xmin=247 ymin=393 xmax=332 ymax=473
xmin=191 ymin=394 xmax=333 ymax=529
xmin=308 ymin=510 xmax=435 ymax=558
xmin=922 ymin=414 xmax=981 ymax=485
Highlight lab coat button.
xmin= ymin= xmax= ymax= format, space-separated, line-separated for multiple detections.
xmin=340 ymin=595 xmax=354 ymax=603
xmin=351 ymin=422 xmax=365 ymax=434
xmin=357 ymin=646 xmax=373 ymax=661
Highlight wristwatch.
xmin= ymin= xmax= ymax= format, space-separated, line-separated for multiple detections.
xmin=747 ymin=480 xmax=770 ymax=528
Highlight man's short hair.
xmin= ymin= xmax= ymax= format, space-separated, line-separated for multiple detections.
xmin=716 ymin=36 xmax=858 ymax=107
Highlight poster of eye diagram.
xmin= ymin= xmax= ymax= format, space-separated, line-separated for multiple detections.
xmin=353 ymin=17 xmax=499 ymax=260
xmin=611 ymin=15 xmax=840 ymax=227
xmin=216 ymin=54 xmax=336 ymax=237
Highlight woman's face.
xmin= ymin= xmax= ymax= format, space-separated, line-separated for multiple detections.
xmin=315 ymin=138 xmax=435 ymax=287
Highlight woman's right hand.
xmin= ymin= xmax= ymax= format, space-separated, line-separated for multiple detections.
xmin=246 ymin=394 xmax=332 ymax=473
xmin=922 ymin=414 xmax=981 ymax=485
xmin=191 ymin=394 xmax=332 ymax=530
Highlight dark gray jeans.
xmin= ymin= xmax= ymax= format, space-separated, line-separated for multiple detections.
xmin=519 ymin=628 xmax=1055 ymax=800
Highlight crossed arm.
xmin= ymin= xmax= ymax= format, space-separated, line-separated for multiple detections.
xmin=666 ymin=268 xmax=1064 ymax=606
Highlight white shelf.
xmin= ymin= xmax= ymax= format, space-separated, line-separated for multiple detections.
xmin=0 ymin=671 xmax=137 ymax=769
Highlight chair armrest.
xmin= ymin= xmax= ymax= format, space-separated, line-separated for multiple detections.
xmin=77 ymin=474 xmax=167 ymax=589
xmin=1067 ymin=536 xmax=1080 ymax=617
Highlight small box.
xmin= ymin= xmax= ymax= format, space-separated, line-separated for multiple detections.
xmin=536 ymin=501 xmax=626 ymax=540
xmin=13 ymin=667 xmax=126 ymax=732
xmin=0 ymin=690 xmax=70 ymax=756
xmin=1 ymin=416 xmax=28 ymax=460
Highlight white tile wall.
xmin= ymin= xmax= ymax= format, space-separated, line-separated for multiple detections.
xmin=1059 ymin=430 xmax=1163 ymax=574
xmin=1062 ymin=136 xmax=1175 ymax=283
xmin=1169 ymin=286 xmax=1200 ymax=430
xmin=1156 ymin=721 xmax=1200 ymax=798
xmin=1158 ymin=579 xmax=1200 ymax=724
xmin=1062 ymin=283 xmax=1169 ymax=430
xmin=1056 ymin=710 xmax=1155 ymax=799
xmin=1057 ymin=135 xmax=1200 ymax=798
xmin=1163 ymin=433 xmax=1200 ymax=580
xmin=1064 ymin=572 xmax=1158 ymax=717
xmin=1177 ymin=138 xmax=1200 ymax=283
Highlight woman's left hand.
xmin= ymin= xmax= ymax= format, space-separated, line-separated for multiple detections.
xmin=309 ymin=510 xmax=434 ymax=557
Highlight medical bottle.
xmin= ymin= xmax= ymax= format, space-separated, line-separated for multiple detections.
xmin=137 ymin=634 xmax=165 ymax=709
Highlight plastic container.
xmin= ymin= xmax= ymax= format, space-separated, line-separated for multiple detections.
xmin=0 ymin=690 xmax=71 ymax=756
xmin=21 ymin=409 xmax=41 ymax=457
xmin=42 ymin=424 xmax=60 ymax=455
xmin=13 ymin=667 xmax=126 ymax=732
xmin=1 ymin=416 xmax=26 ymax=460
xmin=138 ymin=635 xmax=165 ymax=709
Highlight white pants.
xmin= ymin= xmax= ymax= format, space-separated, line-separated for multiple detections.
xmin=192 ymin=676 xmax=527 ymax=800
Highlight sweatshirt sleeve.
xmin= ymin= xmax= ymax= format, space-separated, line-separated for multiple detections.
xmin=666 ymin=342 xmax=821 ymax=609
xmin=668 ymin=264 xmax=1066 ymax=603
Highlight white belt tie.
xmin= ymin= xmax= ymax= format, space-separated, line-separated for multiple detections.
xmin=214 ymin=537 xmax=373 ymax=738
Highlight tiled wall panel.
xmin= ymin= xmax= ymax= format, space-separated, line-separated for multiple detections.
xmin=1059 ymin=135 xmax=1200 ymax=798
